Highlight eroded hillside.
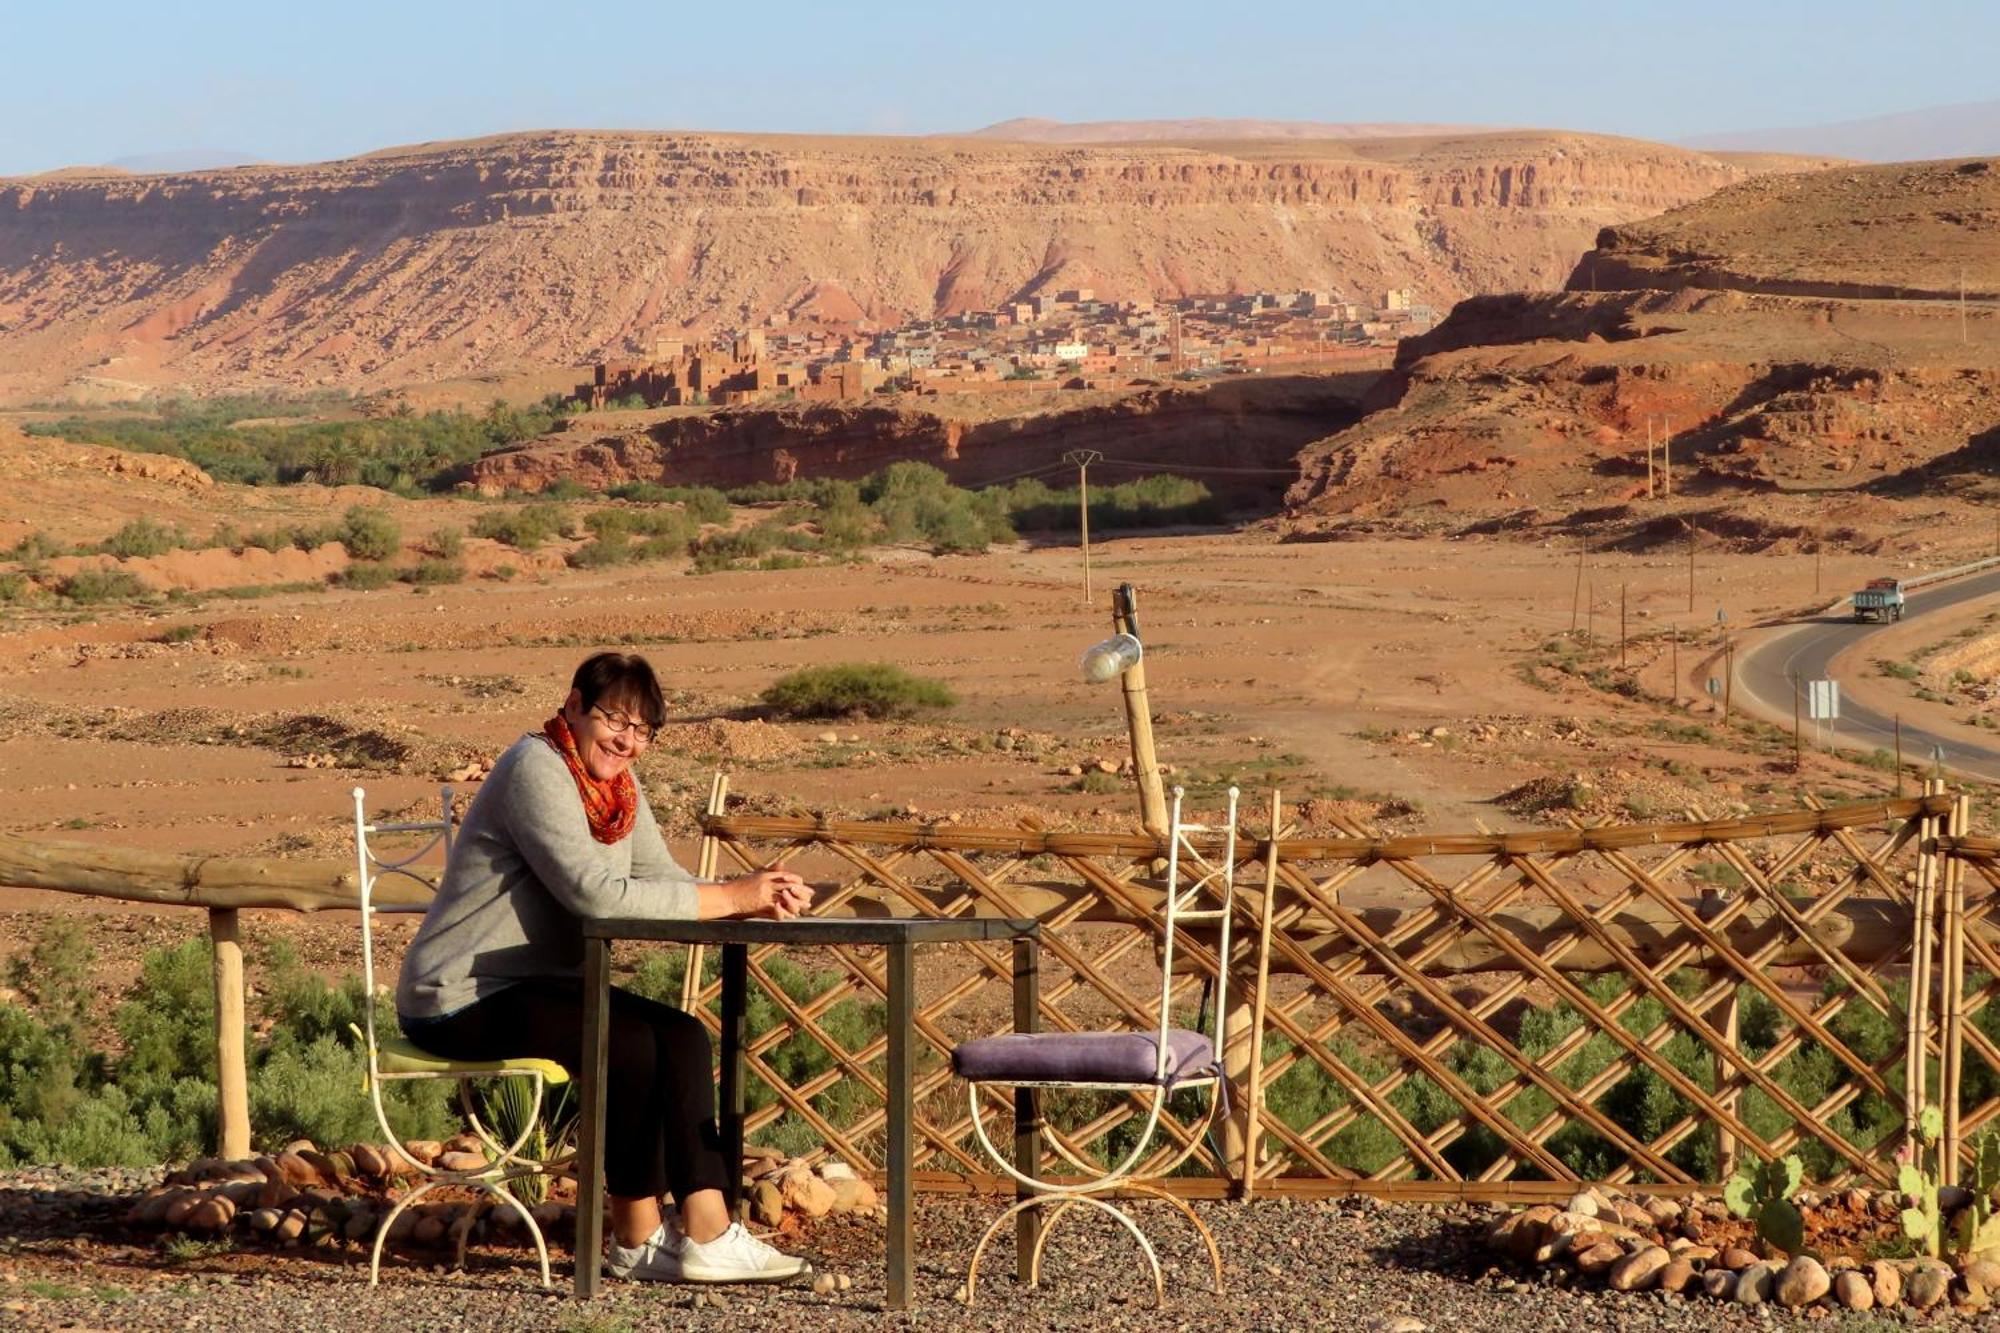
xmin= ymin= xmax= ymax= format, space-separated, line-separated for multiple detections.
xmin=0 ymin=129 xmax=1822 ymax=402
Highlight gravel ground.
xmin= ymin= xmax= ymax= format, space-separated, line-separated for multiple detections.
xmin=0 ymin=1168 xmax=1878 ymax=1331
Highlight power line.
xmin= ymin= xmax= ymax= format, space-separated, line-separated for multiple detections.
xmin=1092 ymin=457 xmax=1299 ymax=477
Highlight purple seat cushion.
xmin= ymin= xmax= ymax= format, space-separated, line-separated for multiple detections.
xmin=952 ymin=1028 xmax=1220 ymax=1087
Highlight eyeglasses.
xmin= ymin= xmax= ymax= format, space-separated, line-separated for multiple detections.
xmin=589 ymin=705 xmax=657 ymax=744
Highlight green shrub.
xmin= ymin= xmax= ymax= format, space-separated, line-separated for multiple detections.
xmin=567 ymin=535 xmax=632 ymax=569
xmin=761 ymin=663 xmax=956 ymax=719
xmin=339 ymin=561 xmax=398 ymax=590
xmin=9 ymin=529 xmax=67 ymax=561
xmin=100 ymin=517 xmax=184 ymax=559
xmin=339 ymin=506 xmax=402 ymax=561
xmin=427 ymin=527 xmax=464 ymax=560
xmin=471 ymin=504 xmax=574 ymax=550
xmin=607 ymin=484 xmax=731 ymax=526
xmin=0 ymin=572 xmax=36 ymax=604
xmin=59 ymin=569 xmax=149 ymax=603
xmin=408 ymin=558 xmax=465 ymax=586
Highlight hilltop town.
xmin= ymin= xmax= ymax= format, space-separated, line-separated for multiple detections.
xmin=577 ymin=286 xmax=1432 ymax=408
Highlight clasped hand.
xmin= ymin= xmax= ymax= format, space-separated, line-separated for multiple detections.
xmin=725 ymin=868 xmax=814 ymax=920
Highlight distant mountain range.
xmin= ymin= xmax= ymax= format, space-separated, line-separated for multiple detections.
xmin=966 ymin=117 xmax=1505 ymax=142
xmin=103 ymin=149 xmax=265 ymax=174
xmin=1682 ymin=99 xmax=1998 ymax=162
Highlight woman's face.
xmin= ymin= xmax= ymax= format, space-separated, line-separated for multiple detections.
xmin=563 ymin=689 xmax=653 ymax=783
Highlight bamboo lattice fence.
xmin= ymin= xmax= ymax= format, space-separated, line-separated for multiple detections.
xmin=690 ymin=783 xmax=2000 ymax=1201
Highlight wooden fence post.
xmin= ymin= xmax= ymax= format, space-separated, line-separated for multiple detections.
xmin=1238 ymin=792 xmax=1283 ymax=1200
xmin=1943 ymin=792 xmax=1970 ymax=1184
xmin=1713 ymin=979 xmax=1740 ymax=1182
xmin=1908 ymin=780 xmax=1943 ymax=1145
xmin=209 ymin=906 xmax=250 ymax=1159
xmin=684 ymin=772 xmax=730 ymax=1015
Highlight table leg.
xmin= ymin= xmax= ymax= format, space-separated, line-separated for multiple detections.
xmin=575 ymin=937 xmax=611 ymax=1298
xmin=1013 ymin=935 xmax=1043 ymax=1284
xmin=886 ymin=942 xmax=914 ymax=1309
xmin=719 ymin=943 xmax=747 ymax=1218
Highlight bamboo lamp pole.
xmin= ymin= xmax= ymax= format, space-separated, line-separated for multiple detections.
xmin=210 ymin=907 xmax=250 ymax=1159
xmin=1112 ymin=584 xmax=1171 ymax=842
xmin=683 ymin=771 xmax=731 ymax=1014
xmin=1239 ymin=789 xmax=1284 ymax=1201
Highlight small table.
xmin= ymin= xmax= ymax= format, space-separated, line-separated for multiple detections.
xmin=574 ymin=915 xmax=1042 ymax=1308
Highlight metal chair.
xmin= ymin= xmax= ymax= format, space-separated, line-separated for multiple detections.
xmin=351 ymin=785 xmax=571 ymax=1288
xmin=953 ymin=786 xmax=1238 ymax=1306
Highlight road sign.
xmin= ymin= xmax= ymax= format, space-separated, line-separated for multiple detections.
xmin=1809 ymin=679 xmax=1840 ymax=721
xmin=1706 ymin=677 xmax=1721 ymax=697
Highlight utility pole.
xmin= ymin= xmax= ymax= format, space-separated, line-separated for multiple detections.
xmin=1662 ymin=417 xmax=1672 ymax=498
xmin=1063 ymin=449 xmax=1102 ymax=605
xmin=1587 ymin=579 xmax=1595 ymax=640
xmin=1792 ymin=675 xmax=1803 ymax=772
xmin=1814 ymin=530 xmax=1822 ymax=597
xmin=1963 ymin=268 xmax=1970 ymax=347
xmin=1671 ymin=627 xmax=1680 ymax=703
xmin=1646 ymin=419 xmax=1655 ymax=498
xmin=1570 ymin=542 xmax=1586 ymax=634
xmin=1687 ymin=520 xmax=1697 ymax=613
xmin=1619 ymin=584 xmax=1628 ymax=668
xmin=1895 ymin=713 xmax=1904 ymax=797
xmin=1723 ymin=639 xmax=1734 ymax=719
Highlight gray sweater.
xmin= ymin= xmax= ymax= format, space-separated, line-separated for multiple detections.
xmin=396 ymin=734 xmax=700 ymax=1019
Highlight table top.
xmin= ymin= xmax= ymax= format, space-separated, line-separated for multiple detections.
xmin=581 ymin=915 xmax=1040 ymax=946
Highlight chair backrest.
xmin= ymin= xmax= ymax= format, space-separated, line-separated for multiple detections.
xmin=351 ymin=786 xmax=454 ymax=1060
xmin=1156 ymin=785 xmax=1238 ymax=1081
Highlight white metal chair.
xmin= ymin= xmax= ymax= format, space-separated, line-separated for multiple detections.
xmin=953 ymin=786 xmax=1238 ymax=1306
xmin=351 ymin=785 xmax=571 ymax=1288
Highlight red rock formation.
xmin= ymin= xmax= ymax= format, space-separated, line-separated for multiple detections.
xmin=0 ymin=129 xmax=1823 ymax=402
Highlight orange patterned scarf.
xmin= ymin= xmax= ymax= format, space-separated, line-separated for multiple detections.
xmin=540 ymin=712 xmax=638 ymax=845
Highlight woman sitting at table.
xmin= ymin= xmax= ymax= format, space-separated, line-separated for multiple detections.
xmin=397 ymin=651 xmax=814 ymax=1284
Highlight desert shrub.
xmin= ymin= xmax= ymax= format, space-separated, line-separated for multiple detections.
xmin=9 ymin=529 xmax=68 ymax=561
xmin=0 ymin=572 xmax=37 ymax=604
xmin=568 ymin=535 xmax=633 ymax=569
xmin=99 ymin=517 xmax=184 ymax=559
xmin=760 ymin=663 xmax=955 ymax=719
xmin=407 ymin=558 xmax=465 ymax=586
xmin=471 ymin=504 xmax=574 ymax=550
xmin=59 ymin=569 xmax=149 ymax=603
xmin=427 ymin=527 xmax=464 ymax=560
xmin=607 ymin=484 xmax=731 ymax=526
xmin=338 ymin=561 xmax=398 ymax=590
xmin=242 ymin=528 xmax=289 ymax=553
xmin=339 ymin=506 xmax=401 ymax=561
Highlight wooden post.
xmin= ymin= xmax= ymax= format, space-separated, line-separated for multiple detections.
xmin=1907 ymin=779 xmax=1943 ymax=1146
xmin=1793 ymin=675 xmax=1803 ymax=771
xmin=1646 ymin=419 xmax=1655 ymax=497
xmin=1714 ymin=981 xmax=1741 ymax=1181
xmin=683 ymin=772 xmax=730 ymax=1014
xmin=1896 ymin=714 xmax=1905 ymax=798
xmin=1586 ymin=579 xmax=1595 ymax=640
xmin=1671 ymin=627 xmax=1679 ymax=704
xmin=209 ymin=906 xmax=250 ymax=1160
xmin=1723 ymin=641 xmax=1733 ymax=720
xmin=1942 ymin=793 xmax=1970 ymax=1184
xmin=1240 ymin=790 xmax=1283 ymax=1201
xmin=1113 ymin=585 xmax=1170 ymax=842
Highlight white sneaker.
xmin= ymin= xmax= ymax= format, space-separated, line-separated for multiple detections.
xmin=677 ymin=1222 xmax=811 ymax=1284
xmin=606 ymin=1221 xmax=683 ymax=1283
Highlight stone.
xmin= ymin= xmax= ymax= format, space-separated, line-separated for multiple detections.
xmin=786 ymin=1172 xmax=837 ymax=1219
xmin=349 ymin=1144 xmax=389 ymax=1178
xmin=1573 ymin=1241 xmax=1623 ymax=1276
xmin=256 ymin=1176 xmax=296 ymax=1210
xmin=1832 ymin=1270 xmax=1873 ymax=1310
xmin=1908 ymin=1263 xmax=1951 ymax=1310
xmin=1870 ymin=1260 xmax=1902 ymax=1308
xmin=274 ymin=1209 xmax=308 ymax=1244
xmin=1718 ymin=1246 xmax=1761 ymax=1271
xmin=1775 ymin=1255 xmax=1830 ymax=1307
xmin=1966 ymin=1258 xmax=2000 ymax=1291
xmin=246 ymin=1208 xmax=281 ymax=1235
xmin=1733 ymin=1262 xmax=1775 ymax=1305
xmin=1701 ymin=1269 xmax=1737 ymax=1299
xmin=751 ymin=1181 xmax=784 ymax=1228
xmin=274 ymin=1152 xmax=319 ymax=1189
xmin=812 ymin=1273 xmax=836 ymax=1295
xmin=1607 ymin=1245 xmax=1671 ymax=1292
xmin=817 ymin=1161 xmax=858 ymax=1183
xmin=1547 ymin=1210 xmax=1592 ymax=1238
xmin=1642 ymin=1196 xmax=1683 ymax=1224
xmin=443 ymin=1132 xmax=485 ymax=1155
xmin=1669 ymin=1243 xmax=1716 ymax=1261
xmin=1368 ymin=1320 xmax=1425 ymax=1333
xmin=836 ymin=1274 xmax=852 ymax=1291
xmin=282 ymin=1138 xmax=318 ymax=1155
xmin=830 ymin=1177 xmax=877 ymax=1214
xmin=411 ymin=1215 xmax=448 ymax=1247
xmin=403 ymin=1139 xmax=442 ymax=1165
xmin=1656 ymin=1259 xmax=1696 ymax=1295
xmin=1611 ymin=1199 xmax=1654 ymax=1229
xmin=436 ymin=1150 xmax=489 ymax=1173
xmin=163 ymin=1192 xmax=204 ymax=1227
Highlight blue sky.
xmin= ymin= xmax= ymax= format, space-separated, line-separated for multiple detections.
xmin=2 ymin=0 xmax=1993 ymax=173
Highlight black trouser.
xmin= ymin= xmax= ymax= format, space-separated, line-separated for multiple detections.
xmin=402 ymin=982 xmax=729 ymax=1203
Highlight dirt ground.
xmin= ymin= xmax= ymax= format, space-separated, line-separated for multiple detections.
xmin=0 ymin=469 xmax=1953 ymax=980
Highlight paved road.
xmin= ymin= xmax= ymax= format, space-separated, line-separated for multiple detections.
xmin=1734 ymin=568 xmax=2000 ymax=784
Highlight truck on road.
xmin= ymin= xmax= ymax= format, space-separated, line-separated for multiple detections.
xmin=1852 ymin=578 xmax=1905 ymax=623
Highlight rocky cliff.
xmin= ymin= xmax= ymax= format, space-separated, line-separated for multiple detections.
xmin=462 ymin=375 xmax=1372 ymax=508
xmin=0 ymin=128 xmax=1823 ymax=402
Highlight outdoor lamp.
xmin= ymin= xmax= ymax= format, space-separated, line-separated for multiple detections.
xmin=1080 ymin=632 xmax=1142 ymax=683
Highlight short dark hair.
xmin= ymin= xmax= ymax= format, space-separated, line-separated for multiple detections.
xmin=570 ymin=652 xmax=666 ymax=728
